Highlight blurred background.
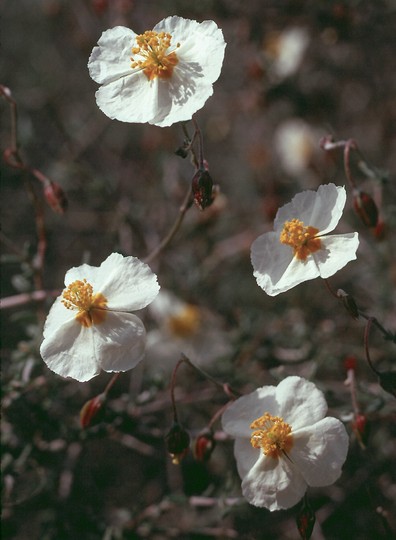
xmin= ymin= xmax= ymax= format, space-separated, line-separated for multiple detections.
xmin=1 ymin=1 xmax=396 ymax=538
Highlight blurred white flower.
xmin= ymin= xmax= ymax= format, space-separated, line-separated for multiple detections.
xmin=251 ymin=183 xmax=359 ymax=296
xmin=40 ymin=253 xmax=160 ymax=382
xmin=222 ymin=376 xmax=349 ymax=511
xmin=145 ymin=290 xmax=231 ymax=376
xmin=274 ymin=119 xmax=319 ymax=178
xmin=265 ymin=27 xmax=309 ymax=78
xmin=88 ymin=16 xmax=226 ymax=127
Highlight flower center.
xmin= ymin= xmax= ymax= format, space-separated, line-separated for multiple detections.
xmin=168 ymin=305 xmax=201 ymax=338
xmin=280 ymin=218 xmax=322 ymax=260
xmin=250 ymin=413 xmax=293 ymax=458
xmin=62 ymin=279 xmax=108 ymax=328
xmin=131 ymin=30 xmax=179 ymax=81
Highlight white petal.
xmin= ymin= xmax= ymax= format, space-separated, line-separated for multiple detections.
xmin=251 ymin=232 xmax=295 ymax=296
xmin=93 ymin=312 xmax=147 ymax=373
xmin=93 ymin=253 xmax=159 ymax=311
xmin=314 ymin=233 xmax=359 ymax=278
xmin=274 ymin=184 xmax=346 ymax=234
xmin=276 ymin=377 xmax=328 ymax=430
xmin=233 ymin=437 xmax=261 ymax=479
xmin=88 ymin=26 xmax=136 ymax=85
xmin=291 ymin=417 xmax=349 ymax=486
xmin=241 ymin=451 xmax=307 ymax=510
xmin=40 ymin=320 xmax=100 ymax=382
xmin=42 ymin=296 xmax=77 ymax=339
xmin=222 ymin=386 xmax=277 ymax=438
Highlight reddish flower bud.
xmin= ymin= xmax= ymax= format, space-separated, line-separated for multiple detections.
xmin=80 ymin=393 xmax=106 ymax=428
xmin=192 ymin=169 xmax=214 ymax=210
xmin=165 ymin=422 xmax=190 ymax=464
xmin=44 ymin=181 xmax=68 ymax=214
xmin=353 ymin=189 xmax=379 ymax=228
xmin=337 ymin=289 xmax=359 ymax=320
xmin=352 ymin=414 xmax=367 ymax=435
xmin=194 ymin=429 xmax=216 ymax=462
xmin=344 ymin=355 xmax=357 ymax=372
xmin=373 ymin=219 xmax=386 ymax=241
xmin=296 ymin=496 xmax=316 ymax=540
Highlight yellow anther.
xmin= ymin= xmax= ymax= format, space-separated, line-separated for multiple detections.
xmin=250 ymin=412 xmax=293 ymax=458
xmin=280 ymin=218 xmax=322 ymax=260
xmin=62 ymin=279 xmax=108 ymax=327
xmin=131 ymin=30 xmax=179 ymax=81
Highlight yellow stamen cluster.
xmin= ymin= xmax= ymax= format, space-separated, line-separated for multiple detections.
xmin=131 ymin=30 xmax=180 ymax=81
xmin=168 ymin=305 xmax=201 ymax=338
xmin=250 ymin=413 xmax=293 ymax=458
xmin=62 ymin=279 xmax=108 ymax=328
xmin=280 ymin=218 xmax=322 ymax=260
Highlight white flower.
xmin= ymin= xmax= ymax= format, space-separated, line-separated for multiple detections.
xmin=88 ymin=16 xmax=226 ymax=127
xmin=40 ymin=253 xmax=160 ymax=382
xmin=251 ymin=183 xmax=359 ymax=296
xmin=222 ymin=376 xmax=349 ymax=511
xmin=145 ymin=289 xmax=231 ymax=376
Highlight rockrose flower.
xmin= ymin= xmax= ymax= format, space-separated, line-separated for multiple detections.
xmin=251 ymin=183 xmax=359 ymax=296
xmin=40 ymin=253 xmax=160 ymax=382
xmin=222 ymin=376 xmax=349 ymax=511
xmin=88 ymin=16 xmax=226 ymax=127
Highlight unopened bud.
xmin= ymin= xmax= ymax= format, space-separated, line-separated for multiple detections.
xmin=165 ymin=422 xmax=190 ymax=464
xmin=378 ymin=371 xmax=396 ymax=398
xmin=373 ymin=219 xmax=386 ymax=241
xmin=352 ymin=414 xmax=367 ymax=435
xmin=337 ymin=289 xmax=359 ymax=319
xmin=353 ymin=189 xmax=379 ymax=228
xmin=44 ymin=181 xmax=68 ymax=214
xmin=296 ymin=496 xmax=316 ymax=540
xmin=80 ymin=393 xmax=106 ymax=428
xmin=194 ymin=429 xmax=216 ymax=462
xmin=192 ymin=169 xmax=214 ymax=210
xmin=344 ymin=355 xmax=357 ymax=372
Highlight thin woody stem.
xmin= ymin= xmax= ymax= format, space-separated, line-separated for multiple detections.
xmin=192 ymin=116 xmax=204 ymax=169
xmin=363 ymin=318 xmax=380 ymax=376
xmin=103 ymin=372 xmax=121 ymax=396
xmin=144 ymin=185 xmax=193 ymax=264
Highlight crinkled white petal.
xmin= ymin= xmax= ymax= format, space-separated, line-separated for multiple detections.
xmin=233 ymin=437 xmax=261 ymax=479
xmin=92 ymin=312 xmax=146 ymax=373
xmin=40 ymin=319 xmax=100 ymax=382
xmin=64 ymin=253 xmax=159 ymax=311
xmin=252 ymin=235 xmax=322 ymax=296
xmin=222 ymin=386 xmax=277 ymax=438
xmin=251 ymin=231 xmax=295 ymax=296
xmin=90 ymin=253 xmax=159 ymax=311
xmin=314 ymin=233 xmax=359 ymax=279
xmin=41 ymin=296 xmax=77 ymax=340
xmin=88 ymin=26 xmax=136 ymax=85
xmin=88 ymin=17 xmax=226 ymax=126
xmin=241 ymin=450 xmax=307 ymax=510
xmin=276 ymin=376 xmax=328 ymax=430
xmin=274 ymin=184 xmax=346 ymax=235
xmin=291 ymin=417 xmax=349 ymax=487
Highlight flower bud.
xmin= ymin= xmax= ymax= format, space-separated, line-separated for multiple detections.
xmin=165 ymin=422 xmax=190 ymax=464
xmin=352 ymin=414 xmax=367 ymax=436
xmin=344 ymin=355 xmax=357 ymax=372
xmin=192 ymin=169 xmax=214 ymax=210
xmin=296 ymin=496 xmax=316 ymax=540
xmin=337 ymin=289 xmax=359 ymax=320
xmin=353 ymin=189 xmax=378 ymax=228
xmin=80 ymin=393 xmax=106 ymax=428
xmin=373 ymin=219 xmax=386 ymax=241
xmin=194 ymin=429 xmax=216 ymax=462
xmin=44 ymin=181 xmax=68 ymax=214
